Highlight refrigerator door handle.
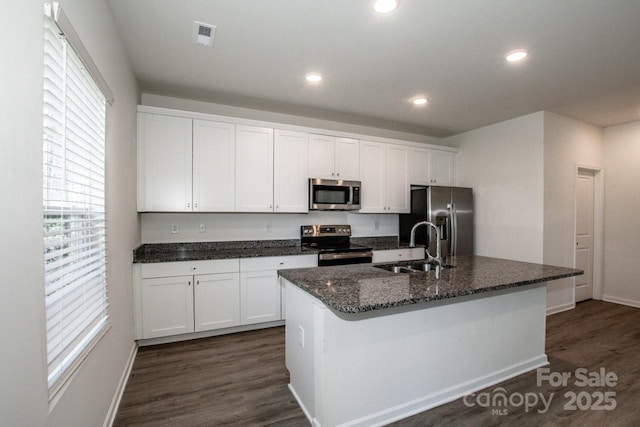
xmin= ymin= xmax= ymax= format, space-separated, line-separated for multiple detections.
xmin=451 ymin=202 xmax=458 ymax=256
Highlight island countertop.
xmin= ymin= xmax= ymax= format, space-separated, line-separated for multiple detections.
xmin=277 ymin=255 xmax=583 ymax=313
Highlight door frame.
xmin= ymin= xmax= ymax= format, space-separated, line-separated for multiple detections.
xmin=573 ymin=164 xmax=604 ymax=301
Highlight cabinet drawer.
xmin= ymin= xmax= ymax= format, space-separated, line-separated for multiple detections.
xmin=140 ymin=259 xmax=240 ymax=278
xmin=372 ymin=248 xmax=425 ymax=264
xmin=240 ymin=254 xmax=317 ymax=272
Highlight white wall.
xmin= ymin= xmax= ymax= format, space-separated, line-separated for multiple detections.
xmin=0 ymin=1 xmax=139 ymax=426
xmin=543 ymin=112 xmax=603 ymax=313
xmin=141 ymin=93 xmax=443 ymax=145
xmin=602 ymin=121 xmax=640 ymax=307
xmin=445 ymin=112 xmax=545 ymax=263
xmin=141 ymin=212 xmax=398 ymax=243
xmin=0 ymin=2 xmax=50 ymax=425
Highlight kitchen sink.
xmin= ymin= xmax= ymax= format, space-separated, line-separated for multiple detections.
xmin=375 ymin=261 xmax=456 ymax=274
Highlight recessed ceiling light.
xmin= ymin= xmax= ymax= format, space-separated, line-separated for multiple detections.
xmin=305 ymin=72 xmax=322 ymax=83
xmin=411 ymin=96 xmax=428 ymax=106
xmin=505 ymin=49 xmax=528 ymax=62
xmin=373 ymin=0 xmax=399 ymax=14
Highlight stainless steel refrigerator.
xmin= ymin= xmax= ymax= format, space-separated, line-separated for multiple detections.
xmin=399 ymin=186 xmax=474 ymax=258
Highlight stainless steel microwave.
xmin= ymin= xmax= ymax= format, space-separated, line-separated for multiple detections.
xmin=309 ymin=178 xmax=361 ymax=211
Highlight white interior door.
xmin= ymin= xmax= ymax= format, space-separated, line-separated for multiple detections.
xmin=575 ymin=169 xmax=595 ymax=302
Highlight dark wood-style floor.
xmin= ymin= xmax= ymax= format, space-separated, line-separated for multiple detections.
xmin=113 ymin=301 xmax=640 ymax=426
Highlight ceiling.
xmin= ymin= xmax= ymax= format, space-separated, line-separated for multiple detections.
xmin=107 ymin=0 xmax=640 ymax=138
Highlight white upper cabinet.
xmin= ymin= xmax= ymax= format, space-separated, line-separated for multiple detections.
xmin=137 ymin=113 xmax=192 ymax=211
xmin=359 ymin=141 xmax=386 ymax=212
xmin=274 ymin=130 xmax=309 ymax=213
xmin=429 ymin=150 xmax=456 ymax=186
xmin=410 ymin=147 xmax=457 ymax=186
xmin=193 ymin=120 xmax=235 ymax=211
xmin=137 ymin=107 xmax=457 ymax=213
xmin=235 ymin=125 xmax=274 ymax=212
xmin=359 ymin=141 xmax=410 ymax=213
xmin=309 ymin=134 xmax=359 ymax=180
xmin=137 ymin=112 xmax=237 ymax=212
xmin=409 ymin=146 xmax=431 ymax=185
xmin=385 ymin=144 xmax=410 ymax=212
xmin=334 ymin=137 xmax=360 ymax=180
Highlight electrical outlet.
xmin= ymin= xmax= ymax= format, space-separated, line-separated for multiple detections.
xmin=266 ymin=221 xmax=272 ymax=232
xmin=298 ymin=325 xmax=305 ymax=349
xmin=374 ymin=220 xmax=380 ymax=230
xmin=199 ymin=223 xmax=206 ymax=233
xmin=170 ymin=223 xmax=179 ymax=234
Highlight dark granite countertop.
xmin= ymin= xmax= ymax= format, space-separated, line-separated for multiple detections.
xmin=278 ymin=255 xmax=583 ymax=314
xmin=351 ymin=236 xmax=423 ymax=251
xmin=133 ymin=240 xmax=318 ymax=263
xmin=132 ymin=237 xmax=421 ymax=263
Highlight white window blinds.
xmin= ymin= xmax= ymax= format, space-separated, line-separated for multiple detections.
xmin=43 ymin=12 xmax=109 ymax=396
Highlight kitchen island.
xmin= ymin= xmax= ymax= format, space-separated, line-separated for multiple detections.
xmin=278 ymin=256 xmax=582 ymax=427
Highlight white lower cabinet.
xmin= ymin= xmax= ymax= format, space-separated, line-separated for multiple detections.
xmin=372 ymin=248 xmax=426 ymax=263
xmin=240 ymin=255 xmax=317 ymax=324
xmin=136 ymin=259 xmax=240 ymax=339
xmin=135 ymin=255 xmax=317 ymax=341
xmin=194 ymin=273 xmax=241 ymax=332
xmin=240 ymin=270 xmax=281 ymax=325
xmin=141 ymin=275 xmax=194 ymax=338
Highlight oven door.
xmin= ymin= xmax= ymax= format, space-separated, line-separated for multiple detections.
xmin=309 ymin=179 xmax=360 ymax=210
xmin=318 ymin=251 xmax=373 ymax=266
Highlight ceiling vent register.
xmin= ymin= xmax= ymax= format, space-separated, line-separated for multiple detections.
xmin=193 ymin=21 xmax=216 ymax=47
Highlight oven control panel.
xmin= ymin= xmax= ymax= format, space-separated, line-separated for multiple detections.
xmin=301 ymin=225 xmax=351 ymax=237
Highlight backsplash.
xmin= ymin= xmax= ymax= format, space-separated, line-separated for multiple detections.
xmin=140 ymin=212 xmax=398 ymax=243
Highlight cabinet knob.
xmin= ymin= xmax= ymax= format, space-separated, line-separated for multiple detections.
xmin=191 ymin=267 xmax=196 ymax=271
xmin=187 ymin=202 xmax=191 ymax=208
xmin=337 ymin=173 xmax=340 ymax=177
xmin=188 ymin=281 xmax=191 ymax=286
xmin=196 ymin=280 xmax=200 ymax=285
xmin=331 ymin=172 xmax=335 ymax=176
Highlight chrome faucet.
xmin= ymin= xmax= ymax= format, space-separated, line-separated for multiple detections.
xmin=409 ymin=221 xmax=443 ymax=271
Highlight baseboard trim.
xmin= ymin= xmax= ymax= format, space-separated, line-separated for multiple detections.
xmin=546 ymin=302 xmax=575 ymax=315
xmin=137 ymin=320 xmax=285 ymax=347
xmin=603 ymin=295 xmax=640 ymax=309
xmin=288 ymin=384 xmax=319 ymax=427
xmin=103 ymin=342 xmax=137 ymax=427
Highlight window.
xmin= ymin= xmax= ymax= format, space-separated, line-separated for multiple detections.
xmin=43 ymin=4 xmax=112 ymax=397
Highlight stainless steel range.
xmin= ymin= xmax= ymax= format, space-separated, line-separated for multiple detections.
xmin=301 ymin=225 xmax=373 ymax=266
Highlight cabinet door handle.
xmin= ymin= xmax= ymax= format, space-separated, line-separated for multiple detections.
xmin=188 ymin=281 xmax=191 ymax=286
xmin=196 ymin=280 xmax=200 ymax=285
